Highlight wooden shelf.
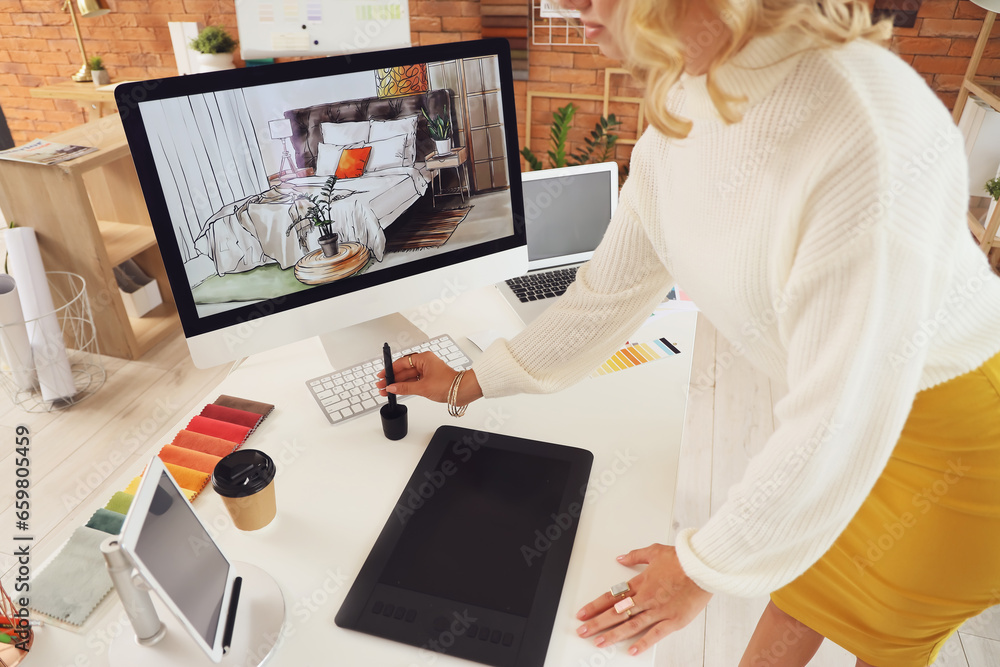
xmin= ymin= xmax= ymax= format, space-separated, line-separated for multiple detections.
xmin=968 ymin=211 xmax=1000 ymax=249
xmin=0 ymin=114 xmax=181 ymax=360
xmin=131 ymin=303 xmax=182 ymax=357
xmin=99 ymin=220 xmax=158 ymax=266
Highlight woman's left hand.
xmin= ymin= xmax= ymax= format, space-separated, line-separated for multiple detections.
xmin=576 ymin=543 xmax=712 ymax=656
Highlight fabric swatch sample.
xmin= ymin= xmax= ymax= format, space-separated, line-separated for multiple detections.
xmin=125 ymin=475 xmax=198 ymax=502
xmin=158 ymin=444 xmax=222 ymax=474
xmin=85 ymin=508 xmax=125 ymax=536
xmin=125 ymin=475 xmax=198 ymax=500
xmin=105 ymin=491 xmax=134 ymax=514
xmin=164 ymin=463 xmax=210 ymax=498
xmin=200 ymin=403 xmax=262 ymax=432
xmin=214 ymin=394 xmax=275 ymax=419
xmin=187 ymin=415 xmax=251 ymax=445
xmin=29 ymin=526 xmax=113 ymax=625
xmin=171 ymin=430 xmax=237 ymax=458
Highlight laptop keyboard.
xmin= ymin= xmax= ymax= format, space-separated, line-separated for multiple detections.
xmin=306 ymin=334 xmax=472 ymax=425
xmin=505 ymin=266 xmax=578 ymax=303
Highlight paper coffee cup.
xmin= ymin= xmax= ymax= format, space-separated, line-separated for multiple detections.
xmin=212 ymin=449 xmax=277 ymax=531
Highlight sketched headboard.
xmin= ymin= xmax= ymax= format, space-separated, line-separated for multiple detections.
xmin=283 ymin=89 xmax=453 ymax=171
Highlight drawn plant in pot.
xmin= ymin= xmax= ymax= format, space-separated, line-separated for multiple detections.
xmin=297 ymin=176 xmax=342 ymax=257
xmin=422 ymin=104 xmax=452 ymax=156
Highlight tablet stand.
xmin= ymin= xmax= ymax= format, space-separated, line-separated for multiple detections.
xmin=102 ymin=539 xmax=285 ymax=667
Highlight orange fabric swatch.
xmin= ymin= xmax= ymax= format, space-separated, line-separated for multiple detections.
xmin=158 ymin=444 xmax=222 ymax=474
xmin=125 ymin=475 xmax=197 ymax=501
xmin=163 ymin=463 xmax=211 ymax=498
xmin=335 ymin=145 xmax=372 ymax=179
xmin=171 ymin=430 xmax=237 ymax=458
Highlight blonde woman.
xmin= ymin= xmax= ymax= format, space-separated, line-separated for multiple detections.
xmin=379 ymin=1 xmax=1000 ymax=664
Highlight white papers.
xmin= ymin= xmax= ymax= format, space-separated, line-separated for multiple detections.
xmin=0 ymin=275 xmax=36 ymax=391
xmin=5 ymin=228 xmax=76 ymax=402
xmin=0 ymin=139 xmax=98 ymax=165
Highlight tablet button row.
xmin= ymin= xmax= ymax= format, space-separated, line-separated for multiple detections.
xmin=371 ymin=601 xmax=416 ymax=623
xmin=465 ymin=624 xmax=514 ymax=647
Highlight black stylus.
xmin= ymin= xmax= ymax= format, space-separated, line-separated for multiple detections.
xmin=383 ymin=342 xmax=397 ymax=411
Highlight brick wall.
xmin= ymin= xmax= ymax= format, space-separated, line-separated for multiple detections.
xmin=892 ymin=0 xmax=999 ymax=110
xmin=0 ymin=0 xmax=996 ymax=163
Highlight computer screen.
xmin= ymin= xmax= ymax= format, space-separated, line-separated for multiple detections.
xmin=118 ymin=39 xmax=527 ymax=368
xmin=521 ymin=163 xmax=617 ymax=269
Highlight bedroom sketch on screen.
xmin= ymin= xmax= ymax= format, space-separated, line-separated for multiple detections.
xmin=139 ymin=56 xmax=515 ymax=318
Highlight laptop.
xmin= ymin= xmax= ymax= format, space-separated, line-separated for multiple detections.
xmin=498 ymin=162 xmax=618 ymax=324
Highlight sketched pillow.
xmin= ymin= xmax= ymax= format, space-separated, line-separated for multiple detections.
xmin=316 ymin=142 xmax=358 ymax=176
xmin=369 ymin=115 xmax=418 ymax=166
xmin=335 ymin=146 xmax=373 ymax=179
xmin=320 ymin=120 xmax=370 ymax=146
xmin=365 ymin=135 xmax=408 ymax=172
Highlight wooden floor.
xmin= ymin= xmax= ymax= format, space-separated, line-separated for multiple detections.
xmin=1 ymin=321 xmax=998 ymax=665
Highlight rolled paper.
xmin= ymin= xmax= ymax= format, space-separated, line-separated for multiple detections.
xmin=171 ymin=429 xmax=237 ymax=458
xmin=0 ymin=274 xmax=36 ymax=390
xmin=158 ymin=443 xmax=222 ymax=474
xmin=187 ymin=415 xmax=251 ymax=444
xmin=4 ymin=228 xmax=75 ymax=402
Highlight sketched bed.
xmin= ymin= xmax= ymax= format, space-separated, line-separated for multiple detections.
xmin=194 ymin=89 xmax=453 ymax=277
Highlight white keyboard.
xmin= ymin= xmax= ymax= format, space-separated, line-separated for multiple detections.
xmin=306 ymin=334 xmax=473 ymax=425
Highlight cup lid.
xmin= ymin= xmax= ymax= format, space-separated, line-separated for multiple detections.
xmin=212 ymin=449 xmax=275 ymax=498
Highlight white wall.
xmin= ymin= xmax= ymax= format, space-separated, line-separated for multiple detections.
xmin=243 ymin=71 xmax=378 ymax=173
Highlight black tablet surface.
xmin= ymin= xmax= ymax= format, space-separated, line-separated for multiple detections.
xmin=335 ymin=426 xmax=594 ymax=667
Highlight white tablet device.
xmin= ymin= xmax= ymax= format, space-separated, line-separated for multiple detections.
xmin=118 ymin=456 xmax=240 ymax=663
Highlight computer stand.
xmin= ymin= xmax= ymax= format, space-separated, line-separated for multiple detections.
xmin=319 ymin=312 xmax=429 ymax=369
xmin=102 ymin=539 xmax=285 ymax=667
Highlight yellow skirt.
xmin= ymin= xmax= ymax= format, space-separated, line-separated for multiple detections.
xmin=771 ymin=349 xmax=1000 ymax=666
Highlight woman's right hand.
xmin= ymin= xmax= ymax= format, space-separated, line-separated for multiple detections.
xmin=375 ymin=352 xmax=483 ymax=407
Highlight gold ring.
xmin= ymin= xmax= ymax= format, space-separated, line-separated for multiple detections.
xmin=614 ymin=597 xmax=635 ymax=614
xmin=610 ymin=581 xmax=630 ymax=598
xmin=407 ymin=354 xmax=415 ymax=369
xmin=625 ymin=609 xmax=633 ymax=618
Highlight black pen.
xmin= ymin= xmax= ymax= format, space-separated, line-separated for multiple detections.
xmin=383 ymin=342 xmax=397 ymax=411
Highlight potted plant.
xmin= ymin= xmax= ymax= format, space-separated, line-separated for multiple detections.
xmin=297 ymin=176 xmax=341 ymax=257
xmin=89 ymin=56 xmax=110 ymax=86
xmin=190 ymin=26 xmax=238 ymax=73
xmin=421 ymin=104 xmax=453 ymax=156
xmin=986 ymin=175 xmax=1000 ymax=228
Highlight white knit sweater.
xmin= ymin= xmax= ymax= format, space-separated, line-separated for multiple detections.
xmin=475 ymin=30 xmax=1000 ymax=597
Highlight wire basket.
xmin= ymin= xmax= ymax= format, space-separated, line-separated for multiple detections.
xmin=0 ymin=272 xmax=106 ymax=412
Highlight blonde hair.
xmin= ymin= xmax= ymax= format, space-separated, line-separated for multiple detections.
xmin=614 ymin=0 xmax=892 ymax=138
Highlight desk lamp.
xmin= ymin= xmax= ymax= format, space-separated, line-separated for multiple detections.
xmin=65 ymin=0 xmax=110 ymax=82
xmin=268 ymin=119 xmax=297 ymax=178
xmin=971 ymin=0 xmax=1000 ymax=9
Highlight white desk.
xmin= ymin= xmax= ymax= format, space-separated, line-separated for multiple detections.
xmin=25 ymin=287 xmax=697 ymax=667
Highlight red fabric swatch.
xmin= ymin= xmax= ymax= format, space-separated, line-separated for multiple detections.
xmin=200 ymin=403 xmax=262 ymax=431
xmin=187 ymin=415 xmax=251 ymax=444
xmin=158 ymin=444 xmax=222 ymax=475
xmin=171 ymin=430 xmax=236 ymax=458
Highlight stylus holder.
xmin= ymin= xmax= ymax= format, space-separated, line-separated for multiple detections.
xmin=101 ymin=537 xmax=166 ymax=646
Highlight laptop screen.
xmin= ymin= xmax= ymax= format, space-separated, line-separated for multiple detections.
xmin=522 ymin=169 xmax=615 ymax=264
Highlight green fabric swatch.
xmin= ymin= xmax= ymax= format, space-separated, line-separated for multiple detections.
xmin=104 ymin=491 xmax=134 ymax=515
xmin=85 ymin=508 xmax=126 ymax=535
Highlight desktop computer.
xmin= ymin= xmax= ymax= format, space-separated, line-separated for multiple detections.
xmin=117 ymin=38 xmax=527 ymax=372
